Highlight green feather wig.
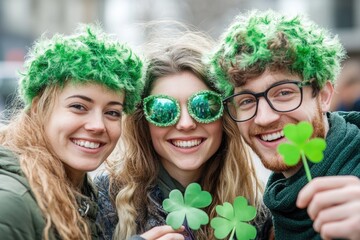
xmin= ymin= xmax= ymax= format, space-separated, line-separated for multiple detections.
xmin=19 ymin=24 xmax=144 ymax=113
xmin=209 ymin=10 xmax=347 ymax=97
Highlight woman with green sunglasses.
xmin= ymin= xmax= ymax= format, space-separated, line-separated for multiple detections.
xmin=95 ymin=29 xmax=268 ymax=240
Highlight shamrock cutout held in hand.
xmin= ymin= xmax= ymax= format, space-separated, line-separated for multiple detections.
xmin=210 ymin=196 xmax=257 ymax=240
xmin=277 ymin=121 xmax=326 ymax=181
xmin=162 ymin=182 xmax=212 ymax=230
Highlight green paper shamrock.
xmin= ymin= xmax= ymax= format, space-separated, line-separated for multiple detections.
xmin=277 ymin=121 xmax=326 ymax=181
xmin=162 ymin=182 xmax=212 ymax=230
xmin=210 ymin=196 xmax=257 ymax=240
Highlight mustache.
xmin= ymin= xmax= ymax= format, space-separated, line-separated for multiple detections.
xmin=248 ymin=121 xmax=291 ymax=135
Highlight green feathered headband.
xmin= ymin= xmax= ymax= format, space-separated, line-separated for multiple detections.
xmin=19 ymin=24 xmax=144 ymax=113
xmin=209 ymin=10 xmax=347 ymax=97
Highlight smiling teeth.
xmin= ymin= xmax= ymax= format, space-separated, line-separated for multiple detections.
xmin=261 ymin=130 xmax=284 ymax=142
xmin=172 ymin=139 xmax=202 ymax=148
xmin=73 ymin=140 xmax=100 ymax=149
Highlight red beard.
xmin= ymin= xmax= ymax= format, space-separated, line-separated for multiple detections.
xmin=249 ymin=102 xmax=326 ymax=173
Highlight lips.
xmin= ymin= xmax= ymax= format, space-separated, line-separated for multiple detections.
xmin=171 ymin=139 xmax=203 ymax=148
xmin=72 ymin=139 xmax=102 ymax=149
xmin=260 ymin=130 xmax=284 ymax=142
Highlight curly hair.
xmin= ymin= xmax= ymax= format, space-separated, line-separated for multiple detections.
xmin=0 ymin=85 xmax=90 ymax=240
xmin=108 ymin=30 xmax=264 ymax=239
xmin=19 ymin=24 xmax=144 ymax=113
xmin=209 ymin=10 xmax=347 ymax=97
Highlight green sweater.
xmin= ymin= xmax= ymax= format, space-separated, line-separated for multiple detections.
xmin=0 ymin=145 xmax=101 ymax=240
xmin=264 ymin=111 xmax=360 ymax=240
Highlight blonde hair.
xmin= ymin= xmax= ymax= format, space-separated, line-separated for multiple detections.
xmin=109 ymin=30 xmax=264 ymax=239
xmin=0 ymin=85 xmax=91 ymax=240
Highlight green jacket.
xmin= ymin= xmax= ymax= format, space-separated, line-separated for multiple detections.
xmin=0 ymin=145 xmax=102 ymax=240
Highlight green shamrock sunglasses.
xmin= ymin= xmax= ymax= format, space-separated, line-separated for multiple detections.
xmin=143 ymin=90 xmax=224 ymax=127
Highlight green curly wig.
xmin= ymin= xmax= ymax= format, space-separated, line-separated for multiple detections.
xmin=209 ymin=10 xmax=347 ymax=97
xmin=19 ymin=24 xmax=144 ymax=113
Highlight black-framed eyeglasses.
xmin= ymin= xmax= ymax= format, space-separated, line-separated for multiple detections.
xmin=223 ymin=80 xmax=309 ymax=122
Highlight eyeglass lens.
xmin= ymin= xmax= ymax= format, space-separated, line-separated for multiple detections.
xmin=226 ymin=82 xmax=303 ymax=122
xmin=144 ymin=97 xmax=179 ymax=125
xmin=190 ymin=93 xmax=222 ymax=121
xmin=144 ymin=91 xmax=223 ymax=127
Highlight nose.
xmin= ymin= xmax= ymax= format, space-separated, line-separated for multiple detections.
xmin=84 ymin=112 xmax=106 ymax=133
xmin=253 ymin=97 xmax=280 ymax=126
xmin=175 ymin=105 xmax=197 ymax=131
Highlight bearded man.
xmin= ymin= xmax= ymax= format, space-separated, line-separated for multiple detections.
xmin=210 ymin=10 xmax=360 ymax=240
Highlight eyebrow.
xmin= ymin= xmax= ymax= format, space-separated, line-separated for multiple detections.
xmin=66 ymin=95 xmax=123 ymax=106
xmin=239 ymin=79 xmax=302 ymax=92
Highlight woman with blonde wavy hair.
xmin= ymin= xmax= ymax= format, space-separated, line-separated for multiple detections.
xmin=0 ymin=24 xmax=143 ymax=240
xmin=96 ymin=28 xmax=269 ymax=240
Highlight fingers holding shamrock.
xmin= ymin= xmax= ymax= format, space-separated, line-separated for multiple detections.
xmin=296 ymin=176 xmax=360 ymax=240
xmin=278 ymin=122 xmax=360 ymax=239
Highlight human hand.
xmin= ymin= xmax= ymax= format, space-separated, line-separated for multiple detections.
xmin=140 ymin=225 xmax=185 ymax=240
xmin=296 ymin=176 xmax=360 ymax=240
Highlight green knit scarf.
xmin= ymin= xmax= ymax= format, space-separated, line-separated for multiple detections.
xmin=264 ymin=111 xmax=360 ymax=240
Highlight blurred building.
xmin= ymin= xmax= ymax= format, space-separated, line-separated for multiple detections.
xmin=1 ymin=0 xmax=360 ymax=59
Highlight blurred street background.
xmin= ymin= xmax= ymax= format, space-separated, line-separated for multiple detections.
xmin=1 ymin=0 xmax=360 ymax=182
